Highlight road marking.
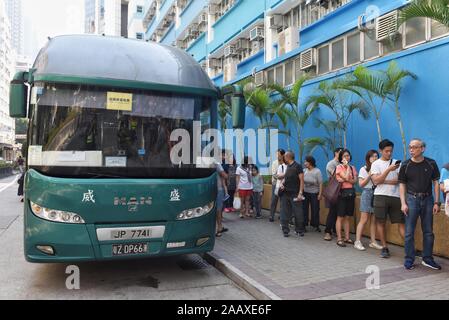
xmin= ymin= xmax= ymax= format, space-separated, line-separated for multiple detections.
xmin=0 ymin=175 xmax=19 ymax=193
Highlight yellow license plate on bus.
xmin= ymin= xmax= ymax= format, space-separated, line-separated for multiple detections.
xmin=112 ymin=243 xmax=148 ymax=256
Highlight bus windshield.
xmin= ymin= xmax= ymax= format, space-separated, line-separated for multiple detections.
xmin=27 ymin=84 xmax=215 ymax=178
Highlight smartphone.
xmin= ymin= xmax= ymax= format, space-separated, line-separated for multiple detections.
xmin=395 ymin=160 xmax=402 ymax=166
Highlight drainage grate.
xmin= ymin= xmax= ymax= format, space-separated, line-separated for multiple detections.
xmin=177 ymin=255 xmax=211 ymax=271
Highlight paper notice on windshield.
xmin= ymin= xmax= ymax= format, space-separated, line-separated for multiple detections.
xmin=57 ymin=151 xmax=86 ymax=162
xmin=28 ymin=145 xmax=43 ymax=166
xmin=105 ymin=157 xmax=127 ymax=167
xmin=106 ymin=92 xmax=133 ymax=111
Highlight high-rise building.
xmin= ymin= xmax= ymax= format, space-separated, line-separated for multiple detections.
xmin=127 ymin=0 xmax=145 ymax=40
xmin=84 ymin=0 xmax=130 ymax=37
xmin=4 ymin=0 xmax=24 ymax=55
xmin=0 ymin=1 xmax=16 ymax=160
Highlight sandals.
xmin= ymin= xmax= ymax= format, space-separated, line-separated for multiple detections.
xmin=239 ymin=214 xmax=244 ymax=219
xmin=345 ymin=239 xmax=354 ymax=244
xmin=215 ymin=232 xmax=222 ymax=237
xmin=337 ymin=240 xmax=346 ymax=247
xmin=220 ymin=227 xmax=229 ymax=233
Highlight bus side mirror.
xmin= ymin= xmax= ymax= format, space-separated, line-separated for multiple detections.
xmin=9 ymin=72 xmax=29 ymax=118
xmin=231 ymin=85 xmax=245 ymax=129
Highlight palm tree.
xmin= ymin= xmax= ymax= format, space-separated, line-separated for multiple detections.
xmin=337 ymin=66 xmax=388 ymax=142
xmin=244 ymin=87 xmax=290 ymax=164
xmin=313 ymin=118 xmax=344 ymax=160
xmin=218 ymin=100 xmax=232 ymax=132
xmin=305 ymin=81 xmax=370 ymax=149
xmin=399 ymin=0 xmax=449 ymax=27
xmin=383 ymin=61 xmax=418 ymax=160
xmin=269 ymin=75 xmax=324 ymax=162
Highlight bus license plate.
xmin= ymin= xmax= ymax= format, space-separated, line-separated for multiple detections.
xmin=112 ymin=243 xmax=148 ymax=256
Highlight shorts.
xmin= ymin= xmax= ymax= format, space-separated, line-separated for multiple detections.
xmin=239 ymin=189 xmax=253 ymax=198
xmin=373 ymin=195 xmax=404 ymax=224
xmin=336 ymin=194 xmax=355 ymax=217
xmin=216 ymin=189 xmax=225 ymax=212
xmin=360 ymin=188 xmax=374 ymax=214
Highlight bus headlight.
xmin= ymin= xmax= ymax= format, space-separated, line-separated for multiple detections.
xmin=176 ymin=202 xmax=215 ymax=220
xmin=30 ymin=201 xmax=85 ymax=224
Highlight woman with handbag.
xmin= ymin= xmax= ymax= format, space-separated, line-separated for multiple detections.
xmin=354 ymin=150 xmax=383 ymax=251
xmin=335 ymin=149 xmax=358 ymax=247
xmin=236 ymin=156 xmax=254 ymax=218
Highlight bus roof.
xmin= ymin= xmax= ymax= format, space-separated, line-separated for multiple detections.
xmin=32 ymin=35 xmax=218 ymax=97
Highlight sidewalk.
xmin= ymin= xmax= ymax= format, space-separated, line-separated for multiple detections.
xmin=210 ymin=209 xmax=449 ymax=300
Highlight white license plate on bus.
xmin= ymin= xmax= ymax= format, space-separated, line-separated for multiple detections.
xmin=112 ymin=243 xmax=148 ymax=256
xmin=97 ymin=226 xmax=165 ymax=241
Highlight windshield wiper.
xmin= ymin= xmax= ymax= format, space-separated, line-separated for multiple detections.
xmin=85 ymin=173 xmax=125 ymax=179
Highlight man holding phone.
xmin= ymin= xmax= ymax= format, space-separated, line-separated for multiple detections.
xmin=371 ymin=139 xmax=405 ymax=258
xmin=399 ymin=139 xmax=441 ymax=270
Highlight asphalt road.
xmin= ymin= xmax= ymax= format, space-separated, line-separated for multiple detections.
xmin=0 ymin=174 xmax=252 ymax=300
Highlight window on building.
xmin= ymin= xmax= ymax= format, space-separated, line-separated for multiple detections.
xmin=137 ymin=6 xmax=143 ymax=13
xmin=382 ymin=34 xmax=403 ymax=55
xmin=294 ymin=57 xmax=302 ymax=80
xmin=405 ymin=17 xmax=426 ymax=46
xmin=136 ymin=33 xmax=144 ymax=40
xmin=292 ymin=6 xmax=299 ymax=28
xmin=310 ymin=4 xmax=320 ymax=24
xmin=363 ymin=29 xmax=379 ymax=60
xmin=347 ymin=32 xmax=360 ymax=65
xmin=285 ymin=61 xmax=293 ymax=86
xmin=431 ymin=20 xmax=449 ymax=39
xmin=318 ymin=45 xmax=329 ymax=74
xmin=276 ymin=65 xmax=284 ymax=85
xmin=300 ymin=2 xmax=310 ymax=29
xmin=267 ymin=69 xmax=275 ymax=85
xmin=331 ymin=39 xmax=344 ymax=70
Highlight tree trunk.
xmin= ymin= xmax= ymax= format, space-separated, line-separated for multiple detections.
xmin=394 ymin=101 xmax=407 ymax=160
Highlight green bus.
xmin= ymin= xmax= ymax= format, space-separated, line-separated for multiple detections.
xmin=9 ymin=35 xmax=245 ymax=263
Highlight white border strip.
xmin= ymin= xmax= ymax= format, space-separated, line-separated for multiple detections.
xmin=0 ymin=175 xmax=19 ymax=194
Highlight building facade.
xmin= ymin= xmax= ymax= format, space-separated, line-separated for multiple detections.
xmin=0 ymin=2 xmax=16 ymax=161
xmin=4 ymin=0 xmax=24 ymax=56
xmin=142 ymin=0 xmax=449 ymax=171
xmin=85 ymin=0 xmax=130 ymax=37
xmin=127 ymin=0 xmax=146 ymax=39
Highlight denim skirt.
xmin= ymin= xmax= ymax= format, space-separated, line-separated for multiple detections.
xmin=360 ymin=188 xmax=374 ymax=214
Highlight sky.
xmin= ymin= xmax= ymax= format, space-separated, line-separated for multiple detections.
xmin=23 ymin=0 xmax=85 ymax=60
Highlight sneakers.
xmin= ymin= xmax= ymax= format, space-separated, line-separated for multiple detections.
xmin=314 ymin=227 xmax=321 ymax=233
xmin=255 ymin=215 xmax=262 ymax=219
xmin=380 ymin=247 xmax=390 ymax=258
xmin=223 ymin=208 xmax=231 ymax=213
xmin=369 ymin=242 xmax=383 ymax=250
xmin=422 ymin=259 xmax=442 ymax=270
xmin=354 ymin=240 xmax=366 ymax=251
xmin=295 ymin=231 xmax=305 ymax=237
xmin=404 ymin=260 xmax=415 ymax=270
xmin=269 ymin=217 xmax=274 ymax=222
xmin=324 ymin=233 xmax=332 ymax=241
xmin=283 ymin=232 xmax=290 ymax=238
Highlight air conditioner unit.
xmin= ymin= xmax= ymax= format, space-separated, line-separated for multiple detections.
xmin=224 ymin=62 xmax=237 ymax=83
xmin=199 ymin=13 xmax=207 ymax=25
xmin=162 ymin=19 xmax=171 ymax=27
xmin=235 ymin=39 xmax=250 ymax=52
xmin=250 ymin=26 xmax=264 ymax=41
xmin=176 ymin=39 xmax=186 ymax=49
xmin=208 ymin=4 xmax=219 ymax=15
xmin=254 ymin=71 xmax=264 ymax=87
xmin=186 ymin=28 xmax=199 ymax=38
xmin=208 ymin=58 xmax=222 ymax=69
xmin=278 ymin=27 xmax=300 ymax=56
xmin=224 ymin=45 xmax=237 ymax=57
xmin=376 ymin=11 xmax=399 ymax=42
xmin=300 ymin=48 xmax=316 ymax=70
xmin=190 ymin=23 xmax=199 ymax=32
xmin=269 ymin=15 xmax=284 ymax=29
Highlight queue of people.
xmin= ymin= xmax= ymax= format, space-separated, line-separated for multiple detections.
xmin=216 ymin=137 xmax=447 ymax=271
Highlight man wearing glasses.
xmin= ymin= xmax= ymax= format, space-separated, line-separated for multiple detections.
xmin=399 ymin=139 xmax=441 ymax=270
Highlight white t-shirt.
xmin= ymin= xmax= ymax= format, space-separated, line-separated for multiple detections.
xmin=236 ymin=166 xmax=253 ymax=190
xmin=275 ymin=164 xmax=287 ymax=190
xmin=271 ymin=159 xmax=279 ymax=184
xmin=370 ymin=158 xmax=400 ymax=198
xmin=359 ymin=166 xmax=373 ymax=189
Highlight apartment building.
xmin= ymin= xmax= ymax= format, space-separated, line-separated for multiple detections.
xmin=143 ymin=0 xmax=449 ymax=167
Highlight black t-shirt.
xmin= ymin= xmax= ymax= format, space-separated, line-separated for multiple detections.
xmin=284 ymin=161 xmax=303 ymax=194
xmin=398 ymin=157 xmax=440 ymax=194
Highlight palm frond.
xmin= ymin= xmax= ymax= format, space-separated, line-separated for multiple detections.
xmin=399 ymin=0 xmax=449 ymax=28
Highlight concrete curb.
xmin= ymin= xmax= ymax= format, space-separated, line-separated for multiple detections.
xmin=204 ymin=252 xmax=282 ymax=301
